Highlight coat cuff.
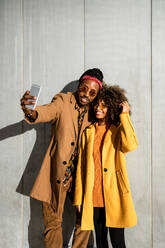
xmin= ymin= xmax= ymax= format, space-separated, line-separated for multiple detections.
xmin=25 ymin=106 xmax=42 ymax=124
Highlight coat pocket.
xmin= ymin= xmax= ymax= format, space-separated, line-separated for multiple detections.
xmin=116 ymin=169 xmax=129 ymax=194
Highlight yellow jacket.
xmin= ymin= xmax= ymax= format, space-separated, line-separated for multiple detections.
xmin=73 ymin=113 xmax=138 ymax=230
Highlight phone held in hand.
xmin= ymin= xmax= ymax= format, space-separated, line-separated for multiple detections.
xmin=26 ymin=83 xmax=41 ymax=110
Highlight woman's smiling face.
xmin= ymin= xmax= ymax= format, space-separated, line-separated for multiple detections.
xmin=94 ymin=99 xmax=108 ymax=120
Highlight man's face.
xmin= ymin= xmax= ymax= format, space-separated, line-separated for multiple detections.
xmin=77 ymin=79 xmax=100 ymax=106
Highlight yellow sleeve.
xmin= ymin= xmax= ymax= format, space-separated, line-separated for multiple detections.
xmin=119 ymin=113 xmax=138 ymax=153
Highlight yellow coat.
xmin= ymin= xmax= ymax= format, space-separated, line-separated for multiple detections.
xmin=73 ymin=113 xmax=138 ymax=230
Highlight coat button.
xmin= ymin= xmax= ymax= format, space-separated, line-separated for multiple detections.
xmin=104 ymin=168 xmax=107 ymax=172
xmin=56 ymin=179 xmax=60 ymax=184
xmin=63 ymin=161 xmax=67 ymax=165
xmin=71 ymin=142 xmax=75 ymax=146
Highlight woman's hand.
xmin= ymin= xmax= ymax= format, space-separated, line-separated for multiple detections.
xmin=76 ymin=205 xmax=81 ymax=213
xmin=120 ymin=101 xmax=130 ymax=113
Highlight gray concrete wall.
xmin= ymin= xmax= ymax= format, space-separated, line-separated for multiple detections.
xmin=0 ymin=0 xmax=164 ymax=247
xmin=152 ymin=1 xmax=165 ymax=247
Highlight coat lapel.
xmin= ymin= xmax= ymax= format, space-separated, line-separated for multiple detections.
xmin=68 ymin=93 xmax=78 ymax=140
xmin=81 ymin=124 xmax=95 ymax=230
xmin=79 ymin=108 xmax=91 ymax=144
xmin=85 ymin=125 xmax=95 ymax=163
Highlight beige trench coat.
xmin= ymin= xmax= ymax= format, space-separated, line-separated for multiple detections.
xmin=73 ymin=113 xmax=138 ymax=230
xmin=25 ymin=92 xmax=91 ymax=203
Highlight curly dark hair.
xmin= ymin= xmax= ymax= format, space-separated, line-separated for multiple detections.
xmin=92 ymin=84 xmax=130 ymax=126
xmin=79 ymin=68 xmax=104 ymax=84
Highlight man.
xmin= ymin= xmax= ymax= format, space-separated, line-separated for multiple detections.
xmin=20 ymin=68 xmax=104 ymax=248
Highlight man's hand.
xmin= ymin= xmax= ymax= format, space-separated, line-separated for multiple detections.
xmin=120 ymin=101 xmax=130 ymax=113
xmin=20 ymin=90 xmax=37 ymax=120
xmin=76 ymin=205 xmax=81 ymax=213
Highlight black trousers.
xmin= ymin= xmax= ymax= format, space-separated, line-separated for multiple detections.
xmin=94 ymin=207 xmax=126 ymax=248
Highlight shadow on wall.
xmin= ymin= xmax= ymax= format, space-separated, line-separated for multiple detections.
xmin=0 ymin=81 xmax=94 ymax=248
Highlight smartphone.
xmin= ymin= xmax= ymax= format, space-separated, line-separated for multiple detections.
xmin=26 ymin=83 xmax=41 ymax=110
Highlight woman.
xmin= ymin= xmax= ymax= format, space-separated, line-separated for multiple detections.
xmin=73 ymin=85 xmax=138 ymax=248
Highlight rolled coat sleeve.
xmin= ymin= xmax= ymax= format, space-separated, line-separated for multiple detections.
xmin=119 ymin=113 xmax=138 ymax=153
xmin=25 ymin=93 xmax=64 ymax=124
